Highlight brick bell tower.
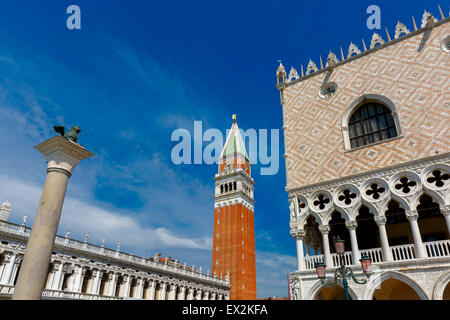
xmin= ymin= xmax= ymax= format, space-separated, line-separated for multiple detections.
xmin=212 ymin=115 xmax=257 ymax=300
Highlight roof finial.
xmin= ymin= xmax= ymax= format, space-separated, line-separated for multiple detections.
xmin=232 ymin=114 xmax=237 ymax=122
xmin=438 ymin=4 xmax=445 ymax=20
xmin=412 ymin=16 xmax=418 ymax=31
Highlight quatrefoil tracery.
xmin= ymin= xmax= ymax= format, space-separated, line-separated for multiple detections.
xmin=427 ymin=170 xmax=449 ymax=188
xmin=313 ymin=194 xmax=330 ymax=210
xmin=395 ymin=177 xmax=417 ymax=194
xmin=338 ymin=189 xmax=357 ymax=205
xmin=366 ymin=183 xmax=386 ymax=200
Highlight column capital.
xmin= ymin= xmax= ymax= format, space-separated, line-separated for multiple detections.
xmin=290 ymin=228 xmax=305 ymax=240
xmin=441 ymin=205 xmax=450 ymax=216
xmin=345 ymin=220 xmax=358 ymax=230
xmin=406 ymin=210 xmax=419 ymax=221
xmin=374 ymin=216 xmax=387 ymax=226
xmin=318 ymin=225 xmax=330 ymax=234
xmin=35 ymin=136 xmax=94 ymax=176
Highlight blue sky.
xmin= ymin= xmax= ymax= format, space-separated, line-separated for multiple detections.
xmin=0 ymin=0 xmax=443 ymax=298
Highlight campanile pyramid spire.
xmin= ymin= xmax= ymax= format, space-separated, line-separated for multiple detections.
xmin=212 ymin=115 xmax=256 ymax=300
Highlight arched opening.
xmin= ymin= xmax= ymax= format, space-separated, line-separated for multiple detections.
xmin=99 ymin=273 xmax=108 ymax=296
xmin=373 ymin=278 xmax=421 ymax=300
xmin=385 ymin=200 xmax=412 ymax=246
xmin=417 ymin=194 xmax=448 ymax=242
xmin=175 ymin=286 xmax=180 ymax=300
xmin=220 ymin=185 xmax=223 ymax=193
xmin=142 ymin=281 xmax=149 ymax=299
xmin=329 ymin=211 xmax=351 ymax=253
xmin=443 ymin=282 xmax=450 ymax=300
xmin=315 ymin=285 xmax=354 ymax=300
xmin=356 ymin=206 xmax=380 ymax=250
xmin=165 ymin=286 xmax=170 ymax=300
xmin=130 ymin=278 xmax=137 ymax=298
xmin=347 ymin=101 xmax=398 ymax=149
xmin=304 ymin=215 xmax=322 ymax=256
xmin=115 ymin=275 xmax=123 ymax=297
xmin=154 ymin=282 xmax=161 ymax=300
xmin=61 ymin=267 xmax=74 ymax=291
xmin=81 ymin=270 xmax=92 ymax=294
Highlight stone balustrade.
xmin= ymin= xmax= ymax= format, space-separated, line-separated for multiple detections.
xmin=0 ymin=220 xmax=231 ymax=300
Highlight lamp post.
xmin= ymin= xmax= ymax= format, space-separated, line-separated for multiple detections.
xmin=314 ymin=236 xmax=372 ymax=300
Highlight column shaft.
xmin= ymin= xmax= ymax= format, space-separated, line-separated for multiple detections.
xmin=13 ymin=170 xmax=70 ymax=299
xmin=350 ymin=229 xmax=359 ymax=264
xmin=375 ymin=217 xmax=393 ymax=262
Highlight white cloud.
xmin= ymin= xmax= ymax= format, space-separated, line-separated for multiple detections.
xmin=255 ymin=251 xmax=297 ymax=298
xmin=0 ymin=174 xmax=211 ymax=255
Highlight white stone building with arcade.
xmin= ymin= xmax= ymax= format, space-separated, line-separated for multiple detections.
xmin=277 ymin=8 xmax=450 ymax=300
xmin=0 ymin=201 xmax=230 ymax=300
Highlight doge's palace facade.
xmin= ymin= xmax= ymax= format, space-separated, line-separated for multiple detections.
xmin=0 ymin=201 xmax=230 ymax=300
xmin=277 ymin=8 xmax=450 ymax=300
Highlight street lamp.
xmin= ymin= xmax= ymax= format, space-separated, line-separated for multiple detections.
xmin=314 ymin=236 xmax=372 ymax=300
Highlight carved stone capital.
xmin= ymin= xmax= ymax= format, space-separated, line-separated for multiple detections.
xmin=441 ymin=205 xmax=450 ymax=216
xmin=405 ymin=210 xmax=419 ymax=221
xmin=318 ymin=225 xmax=330 ymax=234
xmin=374 ymin=216 xmax=387 ymax=226
xmin=290 ymin=229 xmax=305 ymax=240
xmin=345 ymin=220 xmax=358 ymax=230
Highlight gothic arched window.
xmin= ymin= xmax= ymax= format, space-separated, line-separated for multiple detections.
xmin=348 ymin=102 xmax=398 ymax=149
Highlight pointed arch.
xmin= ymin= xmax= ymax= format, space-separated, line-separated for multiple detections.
xmin=362 ymin=271 xmax=428 ymax=300
xmin=299 ymin=210 xmax=324 ymax=228
xmin=411 ymin=189 xmax=445 ymax=209
xmin=383 ymin=192 xmax=411 ymax=212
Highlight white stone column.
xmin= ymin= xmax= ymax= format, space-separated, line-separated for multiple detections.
xmin=51 ymin=263 xmax=64 ymax=290
xmin=45 ymin=270 xmax=55 ymax=290
xmin=0 ymin=253 xmax=16 ymax=285
xmin=149 ymin=281 xmax=156 ymax=300
xmin=73 ymin=266 xmax=85 ymax=293
xmin=122 ymin=276 xmax=131 ymax=298
xmin=91 ymin=270 xmax=101 ymax=295
xmin=406 ymin=210 xmax=427 ymax=259
xmin=168 ymin=284 xmax=176 ymax=300
xmin=13 ymin=136 xmax=93 ymax=300
xmin=179 ymin=286 xmax=186 ymax=300
xmin=108 ymin=273 xmax=118 ymax=296
xmin=319 ymin=225 xmax=333 ymax=267
xmin=346 ymin=221 xmax=360 ymax=265
xmin=10 ymin=256 xmax=23 ymax=286
xmin=442 ymin=206 xmax=450 ymax=235
xmin=291 ymin=229 xmax=306 ymax=271
xmin=135 ymin=278 xmax=144 ymax=299
xmin=186 ymin=288 xmax=193 ymax=300
xmin=374 ymin=216 xmax=393 ymax=261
